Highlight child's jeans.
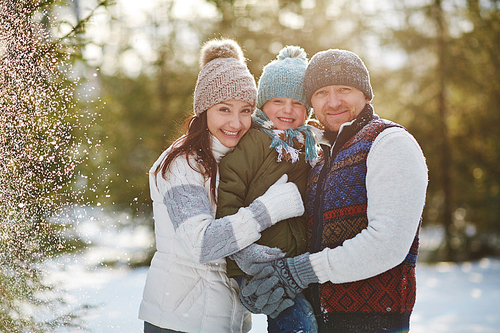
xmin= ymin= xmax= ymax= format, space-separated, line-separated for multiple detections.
xmin=267 ymin=292 xmax=318 ymax=333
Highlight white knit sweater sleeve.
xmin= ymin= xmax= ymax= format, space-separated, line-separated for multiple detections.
xmin=309 ymin=127 xmax=428 ymax=284
xmin=153 ymin=154 xmax=290 ymax=264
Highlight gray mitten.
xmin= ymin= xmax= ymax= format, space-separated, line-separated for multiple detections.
xmin=229 ymin=243 xmax=285 ymax=275
xmin=238 ymin=275 xmax=295 ymax=318
xmin=241 ymin=253 xmax=318 ymax=315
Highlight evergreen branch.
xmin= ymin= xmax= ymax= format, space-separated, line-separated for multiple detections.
xmin=57 ymin=0 xmax=112 ymax=42
xmin=33 ymin=0 xmax=113 ymax=63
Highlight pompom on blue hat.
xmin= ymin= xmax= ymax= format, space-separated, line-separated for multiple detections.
xmin=256 ymin=46 xmax=309 ymax=110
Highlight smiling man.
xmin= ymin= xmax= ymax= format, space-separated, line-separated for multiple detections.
xmin=239 ymin=49 xmax=429 ymax=333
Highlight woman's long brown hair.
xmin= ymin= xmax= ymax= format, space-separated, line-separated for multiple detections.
xmin=155 ymin=112 xmax=219 ymax=204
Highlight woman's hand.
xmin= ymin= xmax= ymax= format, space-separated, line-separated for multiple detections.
xmin=230 ymin=243 xmax=285 ymax=275
xmin=254 ymin=174 xmax=305 ymax=231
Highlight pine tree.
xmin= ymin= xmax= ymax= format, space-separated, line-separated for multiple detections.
xmin=0 ymin=0 xmax=108 ymax=330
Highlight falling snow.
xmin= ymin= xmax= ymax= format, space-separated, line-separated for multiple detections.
xmin=0 ymin=1 xmax=98 ymax=331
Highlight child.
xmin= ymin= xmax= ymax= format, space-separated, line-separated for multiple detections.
xmin=216 ymin=46 xmax=320 ymax=333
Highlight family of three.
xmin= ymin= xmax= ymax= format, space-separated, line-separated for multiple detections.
xmin=138 ymin=38 xmax=428 ymax=333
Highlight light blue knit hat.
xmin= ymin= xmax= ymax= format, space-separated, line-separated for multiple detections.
xmin=256 ymin=46 xmax=309 ymax=110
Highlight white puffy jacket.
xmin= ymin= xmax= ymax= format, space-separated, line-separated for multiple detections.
xmin=139 ymin=135 xmax=303 ymax=332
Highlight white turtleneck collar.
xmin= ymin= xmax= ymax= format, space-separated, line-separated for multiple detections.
xmin=210 ymin=133 xmax=234 ymax=163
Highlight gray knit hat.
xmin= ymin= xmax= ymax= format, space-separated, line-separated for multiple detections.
xmin=193 ymin=39 xmax=257 ymax=116
xmin=305 ymin=49 xmax=373 ymax=105
xmin=257 ymin=45 xmax=309 ymax=110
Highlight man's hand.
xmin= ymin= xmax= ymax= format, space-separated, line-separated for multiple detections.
xmin=239 ymin=253 xmax=318 ymax=318
xmin=238 ymin=274 xmax=295 ymax=318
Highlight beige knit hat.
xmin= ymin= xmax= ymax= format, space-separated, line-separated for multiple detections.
xmin=193 ymin=39 xmax=257 ymax=116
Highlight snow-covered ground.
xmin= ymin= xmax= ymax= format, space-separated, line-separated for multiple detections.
xmin=51 ymin=256 xmax=500 ymax=332
xmin=49 ymin=208 xmax=500 ymax=332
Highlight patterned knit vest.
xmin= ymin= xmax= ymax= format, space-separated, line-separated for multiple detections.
xmin=306 ymin=118 xmax=420 ymax=332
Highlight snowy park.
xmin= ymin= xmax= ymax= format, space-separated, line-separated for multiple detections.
xmin=54 ymin=259 xmax=500 ymax=333
xmin=2 ymin=1 xmax=500 ymax=332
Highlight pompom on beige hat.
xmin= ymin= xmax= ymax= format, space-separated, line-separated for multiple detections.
xmin=193 ymin=39 xmax=257 ymax=116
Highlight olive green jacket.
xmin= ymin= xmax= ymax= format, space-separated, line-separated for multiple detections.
xmin=216 ymin=128 xmax=310 ymax=277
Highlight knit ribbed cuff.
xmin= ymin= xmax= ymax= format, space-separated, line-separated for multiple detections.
xmin=255 ymin=182 xmax=304 ymax=227
xmin=248 ymin=199 xmax=273 ymax=232
xmin=290 ymin=253 xmax=319 ymax=288
xmin=308 ymin=251 xmax=328 ymax=283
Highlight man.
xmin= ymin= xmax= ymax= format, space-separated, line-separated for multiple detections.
xmin=239 ymin=49 xmax=428 ymax=333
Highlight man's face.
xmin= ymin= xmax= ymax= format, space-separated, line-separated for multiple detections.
xmin=310 ymin=85 xmax=370 ymax=132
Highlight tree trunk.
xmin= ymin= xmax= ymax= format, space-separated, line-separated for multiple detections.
xmin=434 ymin=0 xmax=454 ymax=261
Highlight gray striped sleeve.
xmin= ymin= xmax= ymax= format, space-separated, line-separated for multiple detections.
xmin=164 ymin=184 xmax=271 ymax=263
xmin=164 ymin=184 xmax=211 ymax=230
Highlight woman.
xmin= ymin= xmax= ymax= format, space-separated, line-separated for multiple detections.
xmin=138 ymin=39 xmax=305 ymax=333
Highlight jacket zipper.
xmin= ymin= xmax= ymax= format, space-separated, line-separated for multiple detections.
xmin=310 ymin=129 xmax=343 ymax=253
xmin=308 ymin=128 xmax=346 ymax=332
xmin=311 ymin=147 xmax=330 ymax=253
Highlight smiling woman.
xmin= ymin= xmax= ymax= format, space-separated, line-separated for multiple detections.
xmin=206 ymin=100 xmax=253 ymax=148
xmin=137 ymin=39 xmax=306 ymax=333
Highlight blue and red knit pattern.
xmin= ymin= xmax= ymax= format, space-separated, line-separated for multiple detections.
xmin=306 ymin=119 xmax=418 ymax=320
xmin=321 ymin=204 xmax=368 ymax=249
xmin=319 ymin=264 xmax=416 ymax=313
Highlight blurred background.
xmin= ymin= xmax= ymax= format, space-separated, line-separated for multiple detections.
xmin=1 ymin=0 xmax=499 ymax=331
xmin=79 ymin=0 xmax=500 ymax=263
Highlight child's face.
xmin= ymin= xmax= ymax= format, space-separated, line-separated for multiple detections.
xmin=262 ymin=97 xmax=307 ymax=130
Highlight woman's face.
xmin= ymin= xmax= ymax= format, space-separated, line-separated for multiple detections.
xmin=206 ymin=100 xmax=253 ymax=148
